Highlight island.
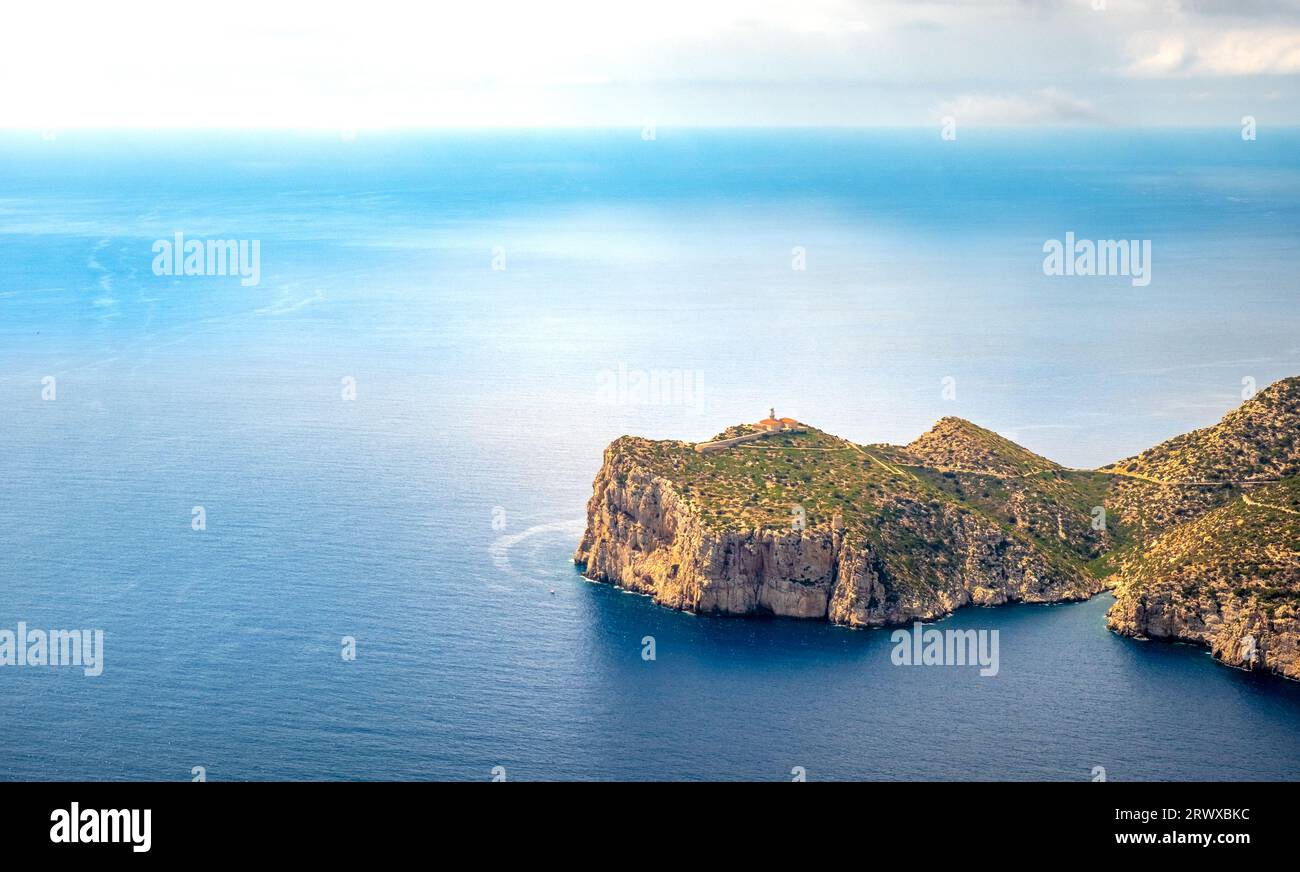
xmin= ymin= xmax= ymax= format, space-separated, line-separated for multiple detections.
xmin=575 ymin=379 xmax=1300 ymax=680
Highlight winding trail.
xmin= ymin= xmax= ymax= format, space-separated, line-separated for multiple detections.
xmin=897 ymin=464 xmax=1052 ymax=480
xmin=1098 ymin=468 xmax=1295 ymax=517
xmin=1241 ymin=495 xmax=1300 ymax=516
xmin=738 ymin=445 xmax=850 ymax=452
xmin=844 ymin=441 xmax=915 ymax=480
xmin=1096 ymin=468 xmax=1283 ymax=487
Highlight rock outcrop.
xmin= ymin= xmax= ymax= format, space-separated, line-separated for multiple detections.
xmin=1106 ymin=476 xmax=1300 ymax=680
xmin=576 ymin=379 xmax=1300 ymax=671
xmin=572 ymin=446 xmax=837 ymax=618
xmin=574 ymin=427 xmax=1100 ymax=627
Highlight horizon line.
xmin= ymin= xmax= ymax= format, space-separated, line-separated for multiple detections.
xmin=4 ymin=123 xmax=1299 ymax=133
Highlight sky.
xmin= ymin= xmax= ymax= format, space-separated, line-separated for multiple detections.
xmin=2 ymin=0 xmax=1299 ymax=128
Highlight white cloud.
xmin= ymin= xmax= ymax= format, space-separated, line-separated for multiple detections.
xmin=1198 ymin=29 xmax=1300 ymax=73
xmin=1128 ymin=29 xmax=1300 ymax=76
xmin=1128 ymin=37 xmax=1194 ymax=76
xmin=935 ymin=88 xmax=1106 ymax=125
xmin=0 ymin=0 xmax=1296 ymax=127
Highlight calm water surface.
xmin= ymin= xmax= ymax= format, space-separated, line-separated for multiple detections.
xmin=1 ymin=130 xmax=1298 ymax=779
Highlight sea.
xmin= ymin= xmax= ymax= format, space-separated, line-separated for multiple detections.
xmin=1 ymin=128 xmax=1298 ymax=780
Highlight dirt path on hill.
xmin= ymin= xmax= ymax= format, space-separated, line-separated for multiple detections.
xmin=1242 ymin=494 xmax=1300 ymax=516
xmin=1097 ymin=468 xmax=1283 ymax=487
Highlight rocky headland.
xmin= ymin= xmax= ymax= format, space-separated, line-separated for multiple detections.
xmin=574 ymin=378 xmax=1300 ymax=679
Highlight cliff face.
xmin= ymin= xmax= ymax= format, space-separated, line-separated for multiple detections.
xmin=573 ymin=458 xmax=837 ymax=619
xmin=572 ymin=447 xmax=827 ymax=617
xmin=888 ymin=420 xmax=1123 ymax=569
xmin=1105 ymin=476 xmax=1300 ymax=680
xmin=574 ymin=431 xmax=1100 ymax=627
xmin=824 ymin=502 xmax=1097 ymax=627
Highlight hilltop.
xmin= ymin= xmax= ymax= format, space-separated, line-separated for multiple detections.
xmin=1104 ymin=377 xmax=1300 ymax=484
xmin=1102 ymin=377 xmax=1300 ymax=538
xmin=903 ymin=417 xmax=1061 ymax=477
xmin=895 ymin=418 xmax=1125 ymax=573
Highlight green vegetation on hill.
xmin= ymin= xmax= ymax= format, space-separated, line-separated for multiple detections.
xmin=1115 ymin=476 xmax=1300 ymax=608
xmin=616 ymin=426 xmax=925 ymax=532
xmin=1103 ymin=377 xmax=1300 ymax=485
xmin=1108 ymin=473 xmax=1300 ymax=666
xmin=904 ymin=416 xmax=1061 ymax=477
xmin=616 ymin=377 xmax=1300 ymax=591
xmin=1101 ymin=376 xmax=1300 ymax=540
xmin=615 ymin=421 xmax=1101 ymax=588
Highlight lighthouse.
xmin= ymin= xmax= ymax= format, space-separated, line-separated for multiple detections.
xmin=757 ymin=409 xmax=798 ymax=432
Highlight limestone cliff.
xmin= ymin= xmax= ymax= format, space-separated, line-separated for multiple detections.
xmin=1106 ymin=476 xmax=1300 ymax=680
xmin=574 ymin=427 xmax=1100 ymax=627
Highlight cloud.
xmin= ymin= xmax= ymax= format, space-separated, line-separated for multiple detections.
xmin=0 ymin=0 xmax=1297 ymax=126
xmin=935 ymin=88 xmax=1106 ymax=125
xmin=1128 ymin=28 xmax=1300 ymax=75
xmin=1128 ymin=37 xmax=1194 ymax=76
xmin=1197 ymin=29 xmax=1300 ymax=73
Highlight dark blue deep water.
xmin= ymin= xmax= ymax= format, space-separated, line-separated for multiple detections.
xmin=1 ymin=130 xmax=1298 ymax=780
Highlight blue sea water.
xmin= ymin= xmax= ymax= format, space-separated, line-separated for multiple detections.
xmin=1 ymin=129 xmax=1299 ymax=780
